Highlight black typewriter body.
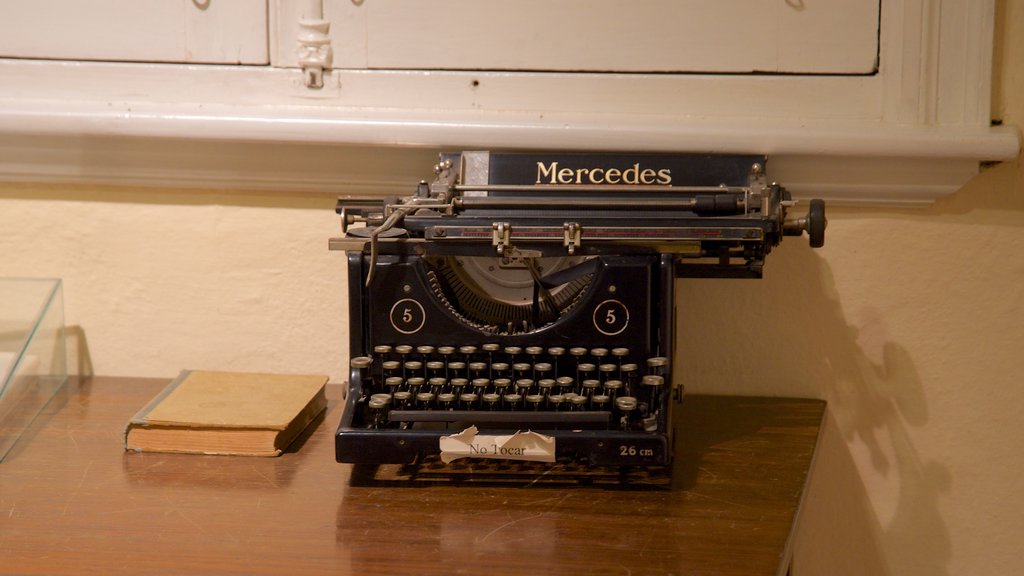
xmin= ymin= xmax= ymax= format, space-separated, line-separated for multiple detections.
xmin=331 ymin=152 xmax=825 ymax=470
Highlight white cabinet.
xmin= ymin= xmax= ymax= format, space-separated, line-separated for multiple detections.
xmin=0 ymin=0 xmax=267 ymax=64
xmin=0 ymin=0 xmax=1016 ymax=205
xmin=275 ymin=0 xmax=878 ymax=74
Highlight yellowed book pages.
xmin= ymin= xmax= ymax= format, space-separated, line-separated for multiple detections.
xmin=125 ymin=370 xmax=328 ymax=457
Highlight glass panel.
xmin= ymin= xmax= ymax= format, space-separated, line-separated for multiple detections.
xmin=0 ymin=278 xmax=68 ymax=462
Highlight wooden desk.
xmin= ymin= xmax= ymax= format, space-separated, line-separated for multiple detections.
xmin=0 ymin=377 xmax=824 ymax=576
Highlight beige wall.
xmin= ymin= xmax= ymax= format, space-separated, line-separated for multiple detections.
xmin=785 ymin=3 xmax=1023 ymax=573
xmin=2 ymin=4 xmax=1022 ymax=575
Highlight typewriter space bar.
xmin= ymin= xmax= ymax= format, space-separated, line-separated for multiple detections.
xmin=388 ymin=410 xmax=611 ymax=426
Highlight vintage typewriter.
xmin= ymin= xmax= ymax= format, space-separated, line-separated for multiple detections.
xmin=331 ymin=151 xmax=825 ymax=470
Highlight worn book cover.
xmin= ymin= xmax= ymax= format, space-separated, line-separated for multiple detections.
xmin=124 ymin=370 xmax=328 ymax=457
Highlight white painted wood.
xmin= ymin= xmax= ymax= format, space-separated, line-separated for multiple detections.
xmin=0 ymin=133 xmax=1000 ymax=208
xmin=0 ymin=0 xmax=268 ymax=64
xmin=0 ymin=0 xmax=1015 ymax=205
xmin=327 ymin=0 xmax=878 ymax=73
xmin=0 ymin=60 xmax=1017 ymax=206
xmin=936 ymin=0 xmax=996 ymax=126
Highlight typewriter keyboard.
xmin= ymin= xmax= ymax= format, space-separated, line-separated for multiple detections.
xmin=349 ymin=344 xmax=669 ymax=432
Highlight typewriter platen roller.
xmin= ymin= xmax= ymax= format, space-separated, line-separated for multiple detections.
xmin=331 ymin=152 xmax=825 ymax=469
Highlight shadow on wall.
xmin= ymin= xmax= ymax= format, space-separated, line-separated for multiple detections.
xmin=675 ymin=223 xmax=952 ymax=574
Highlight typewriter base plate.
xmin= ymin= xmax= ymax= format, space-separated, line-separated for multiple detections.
xmin=350 ymin=455 xmax=672 ymax=488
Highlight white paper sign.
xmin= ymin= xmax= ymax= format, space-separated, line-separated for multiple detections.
xmin=439 ymin=426 xmax=556 ymax=464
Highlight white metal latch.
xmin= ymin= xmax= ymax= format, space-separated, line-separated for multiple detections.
xmin=297 ymin=0 xmax=333 ymax=88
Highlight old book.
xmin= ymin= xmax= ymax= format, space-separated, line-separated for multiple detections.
xmin=125 ymin=370 xmax=328 ymax=457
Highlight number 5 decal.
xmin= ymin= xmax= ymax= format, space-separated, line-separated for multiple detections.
xmin=593 ymin=299 xmax=628 ymax=336
xmin=390 ymin=298 xmax=426 ymax=334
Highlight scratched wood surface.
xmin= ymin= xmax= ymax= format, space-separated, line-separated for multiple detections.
xmin=0 ymin=377 xmax=824 ymax=576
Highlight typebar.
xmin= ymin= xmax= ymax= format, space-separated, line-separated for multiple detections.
xmin=389 ymin=409 xmax=611 ymax=426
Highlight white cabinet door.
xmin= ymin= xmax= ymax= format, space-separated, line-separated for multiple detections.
xmin=279 ymin=0 xmax=878 ymax=74
xmin=0 ymin=0 xmax=267 ymax=64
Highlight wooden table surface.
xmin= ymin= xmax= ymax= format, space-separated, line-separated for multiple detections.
xmin=0 ymin=377 xmax=825 ymax=576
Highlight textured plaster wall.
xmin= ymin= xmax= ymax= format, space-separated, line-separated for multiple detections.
xmin=0 ymin=188 xmax=350 ymax=379
xmin=784 ymin=4 xmax=1023 ymax=573
xmin=1 ymin=4 xmax=1023 ymax=575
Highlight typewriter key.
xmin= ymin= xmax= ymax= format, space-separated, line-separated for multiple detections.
xmin=491 ymin=362 xmax=509 ymax=378
xmin=385 ymin=376 xmax=404 ymax=392
xmin=416 ymin=392 xmax=435 ymax=409
xmin=515 ymin=378 xmax=534 ymax=393
xmin=513 ymin=362 xmax=531 ymax=379
xmin=427 ymin=361 xmax=445 ymax=378
xmin=547 ymin=347 xmax=565 ymax=373
xmin=534 ymin=362 xmax=552 ymax=377
xmin=428 ymin=377 xmax=447 ymax=393
xmin=591 ymin=347 xmax=609 ymax=359
xmin=459 ymin=392 xmax=478 ymax=409
xmin=403 ymin=360 xmax=423 ymax=377
xmin=615 ymin=395 xmax=638 ymax=410
xmin=642 ymin=375 xmax=665 ymax=387
xmin=367 ymin=397 xmax=388 ymax=428
xmin=582 ymin=379 xmax=600 ymax=396
xmin=503 ymin=393 xmax=523 ymax=409
xmin=406 ymin=377 xmax=425 ymax=392
xmin=382 ymin=360 xmax=400 ymax=378
xmin=372 ymin=347 xmax=392 ymax=381
xmin=458 ymin=345 xmax=478 ymax=357
xmin=620 ymin=363 xmax=639 ymax=394
xmin=646 ymin=357 xmax=669 ymax=372
xmin=548 ymin=394 xmax=566 ymax=411
xmin=471 ymin=378 xmax=490 ymax=393
xmin=351 ymin=356 xmax=374 ymax=390
xmin=481 ymin=343 xmax=497 ymax=365
xmin=469 ymin=361 xmax=488 ymax=378
xmin=615 ymin=396 xmax=638 ymax=430
xmin=482 ymin=393 xmax=501 ymax=409
xmin=450 ymin=377 xmax=468 ymax=391
xmin=395 ymin=344 xmax=413 ymax=356
xmin=437 ymin=392 xmax=456 ymax=410
xmin=448 ymin=361 xmax=466 ymax=378
xmin=556 ymin=376 xmax=574 ymax=393
xmin=641 ymin=375 xmax=665 ymax=416
xmin=416 ymin=345 xmax=435 ymax=356
xmin=493 ymin=377 xmax=512 ymax=392
xmin=611 ymin=347 xmax=630 ymax=358
xmin=591 ymin=393 xmax=610 ymax=409
xmin=603 ymin=379 xmax=623 ymax=400
xmin=569 ymin=347 xmax=588 ymax=359
xmin=570 ymin=394 xmax=588 ymax=411
xmin=392 ymin=391 xmax=412 ymax=409
xmin=526 ymin=394 xmax=545 ymax=410
xmin=504 ymin=346 xmax=522 ymax=358
xmin=578 ymin=362 xmax=596 ymax=379
xmin=538 ymin=379 xmax=556 ymax=395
